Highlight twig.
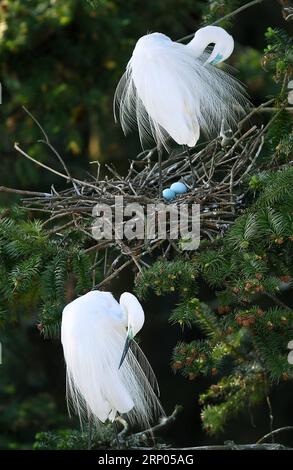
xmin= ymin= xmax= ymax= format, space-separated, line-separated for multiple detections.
xmin=177 ymin=0 xmax=266 ymax=43
xmin=47 ymin=219 xmax=76 ymax=235
xmin=22 ymin=106 xmax=81 ymax=195
xmin=263 ymin=291 xmax=291 ymax=311
xmin=131 ymin=405 xmax=183 ymax=440
xmin=255 ymin=107 xmax=293 ymax=112
xmin=97 ymin=258 xmax=133 ymax=288
xmin=0 ymin=186 xmax=51 ymax=197
xmin=278 ymin=0 xmax=293 ymax=21
xmin=266 ymin=395 xmax=275 ymax=443
xmin=96 ymin=240 xmax=164 ymax=289
xmin=257 ymin=426 xmax=293 ymax=444
xmin=14 ymin=142 xmax=99 ymax=191
xmin=133 ymin=443 xmax=292 ymax=450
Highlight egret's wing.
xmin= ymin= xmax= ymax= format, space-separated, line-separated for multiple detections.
xmin=130 ymin=340 xmax=160 ymax=396
xmin=63 ymin=316 xmax=134 ymax=423
xmin=120 ymin=46 xmax=201 ymax=148
xmin=61 ymin=291 xmax=134 ymax=425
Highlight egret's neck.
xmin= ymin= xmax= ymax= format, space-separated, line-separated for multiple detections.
xmin=187 ymin=31 xmax=214 ymax=59
xmin=186 ymin=25 xmax=234 ymax=63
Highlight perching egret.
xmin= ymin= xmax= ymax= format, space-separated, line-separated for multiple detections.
xmin=114 ymin=25 xmax=248 ymax=150
xmin=114 ymin=26 xmax=249 ymax=192
xmin=61 ymin=290 xmax=163 ymax=429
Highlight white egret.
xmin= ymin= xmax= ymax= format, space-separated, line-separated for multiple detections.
xmin=114 ymin=25 xmax=248 ymax=150
xmin=61 ymin=290 xmax=163 ymax=429
xmin=114 ymin=26 xmax=249 ymax=192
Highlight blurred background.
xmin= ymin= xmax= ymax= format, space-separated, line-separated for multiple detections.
xmin=0 ymin=0 xmax=292 ymax=449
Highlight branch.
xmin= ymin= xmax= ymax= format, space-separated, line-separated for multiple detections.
xmin=257 ymin=426 xmax=293 ymax=444
xmin=14 ymin=142 xmax=98 ymax=191
xmin=22 ymin=106 xmax=81 ymax=195
xmin=177 ymin=0 xmax=266 ymax=43
xmin=132 ymin=405 xmax=183 ymax=439
xmin=278 ymin=0 xmax=293 ymax=20
xmin=133 ymin=443 xmax=292 ymax=450
xmin=256 ymin=107 xmax=293 ymax=112
xmin=0 ymin=186 xmax=51 ymax=197
xmin=115 ymin=407 xmax=293 ymax=450
xmin=263 ymin=291 xmax=292 ymax=311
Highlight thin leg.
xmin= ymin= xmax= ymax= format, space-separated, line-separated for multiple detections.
xmin=113 ymin=420 xmax=121 ymax=449
xmin=185 ymin=145 xmax=196 ymax=188
xmin=87 ymin=420 xmax=93 ymax=450
xmin=158 ymin=146 xmax=163 ymax=197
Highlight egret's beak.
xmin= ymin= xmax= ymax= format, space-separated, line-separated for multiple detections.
xmin=119 ymin=328 xmax=133 ymax=369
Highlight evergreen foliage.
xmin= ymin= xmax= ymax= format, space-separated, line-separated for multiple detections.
xmin=135 ymin=165 xmax=293 ymax=434
xmin=34 ymin=425 xmax=115 ymax=450
xmin=0 ymin=207 xmax=100 ymax=337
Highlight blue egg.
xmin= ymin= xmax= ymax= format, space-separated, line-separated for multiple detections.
xmin=170 ymin=182 xmax=188 ymax=194
xmin=162 ymin=188 xmax=176 ymax=201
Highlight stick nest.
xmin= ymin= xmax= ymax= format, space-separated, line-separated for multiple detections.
xmin=10 ymin=105 xmax=272 ymax=286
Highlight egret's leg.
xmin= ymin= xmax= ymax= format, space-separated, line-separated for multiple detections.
xmin=158 ymin=146 xmax=163 ymax=197
xmin=184 ymin=145 xmax=196 ymax=188
xmin=113 ymin=420 xmax=121 ymax=449
xmin=87 ymin=420 xmax=93 ymax=450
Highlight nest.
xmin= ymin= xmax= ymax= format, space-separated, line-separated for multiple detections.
xmin=8 ymin=103 xmax=273 ymax=286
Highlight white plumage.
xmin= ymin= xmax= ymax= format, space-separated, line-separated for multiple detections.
xmin=114 ymin=25 xmax=249 ymax=150
xmin=61 ymin=290 xmax=163 ymax=428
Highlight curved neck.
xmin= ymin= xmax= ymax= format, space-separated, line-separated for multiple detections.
xmin=186 ymin=25 xmax=233 ymax=64
xmin=187 ymin=29 xmax=217 ymax=58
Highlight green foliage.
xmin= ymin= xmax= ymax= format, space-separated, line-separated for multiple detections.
xmin=199 ymin=371 xmax=266 ymax=435
xmin=236 ymin=47 xmax=275 ymax=100
xmin=263 ymin=28 xmax=293 ymax=88
xmin=0 ymin=207 xmax=100 ymax=337
xmin=264 ymin=111 xmax=293 ymax=163
xmin=135 ymin=259 xmax=197 ymax=299
xmin=136 ymin=166 xmax=293 ymax=435
xmin=34 ymin=425 xmax=115 ymax=450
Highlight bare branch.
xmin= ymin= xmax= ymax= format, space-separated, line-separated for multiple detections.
xmin=177 ymin=0 xmax=266 ymax=43
xmin=257 ymin=426 xmax=293 ymax=444
xmin=0 ymin=186 xmax=51 ymax=197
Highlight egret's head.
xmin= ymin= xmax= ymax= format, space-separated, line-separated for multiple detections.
xmin=118 ymin=293 xmax=144 ymax=369
xmin=119 ymin=292 xmax=144 ymax=338
xmin=187 ymin=25 xmax=234 ymax=64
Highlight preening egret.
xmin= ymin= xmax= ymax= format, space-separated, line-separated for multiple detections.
xmin=61 ymin=290 xmax=163 ymax=428
xmin=114 ymin=25 xmax=249 ymax=151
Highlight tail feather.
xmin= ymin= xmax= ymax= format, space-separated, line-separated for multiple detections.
xmin=131 ymin=340 xmax=160 ymax=396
